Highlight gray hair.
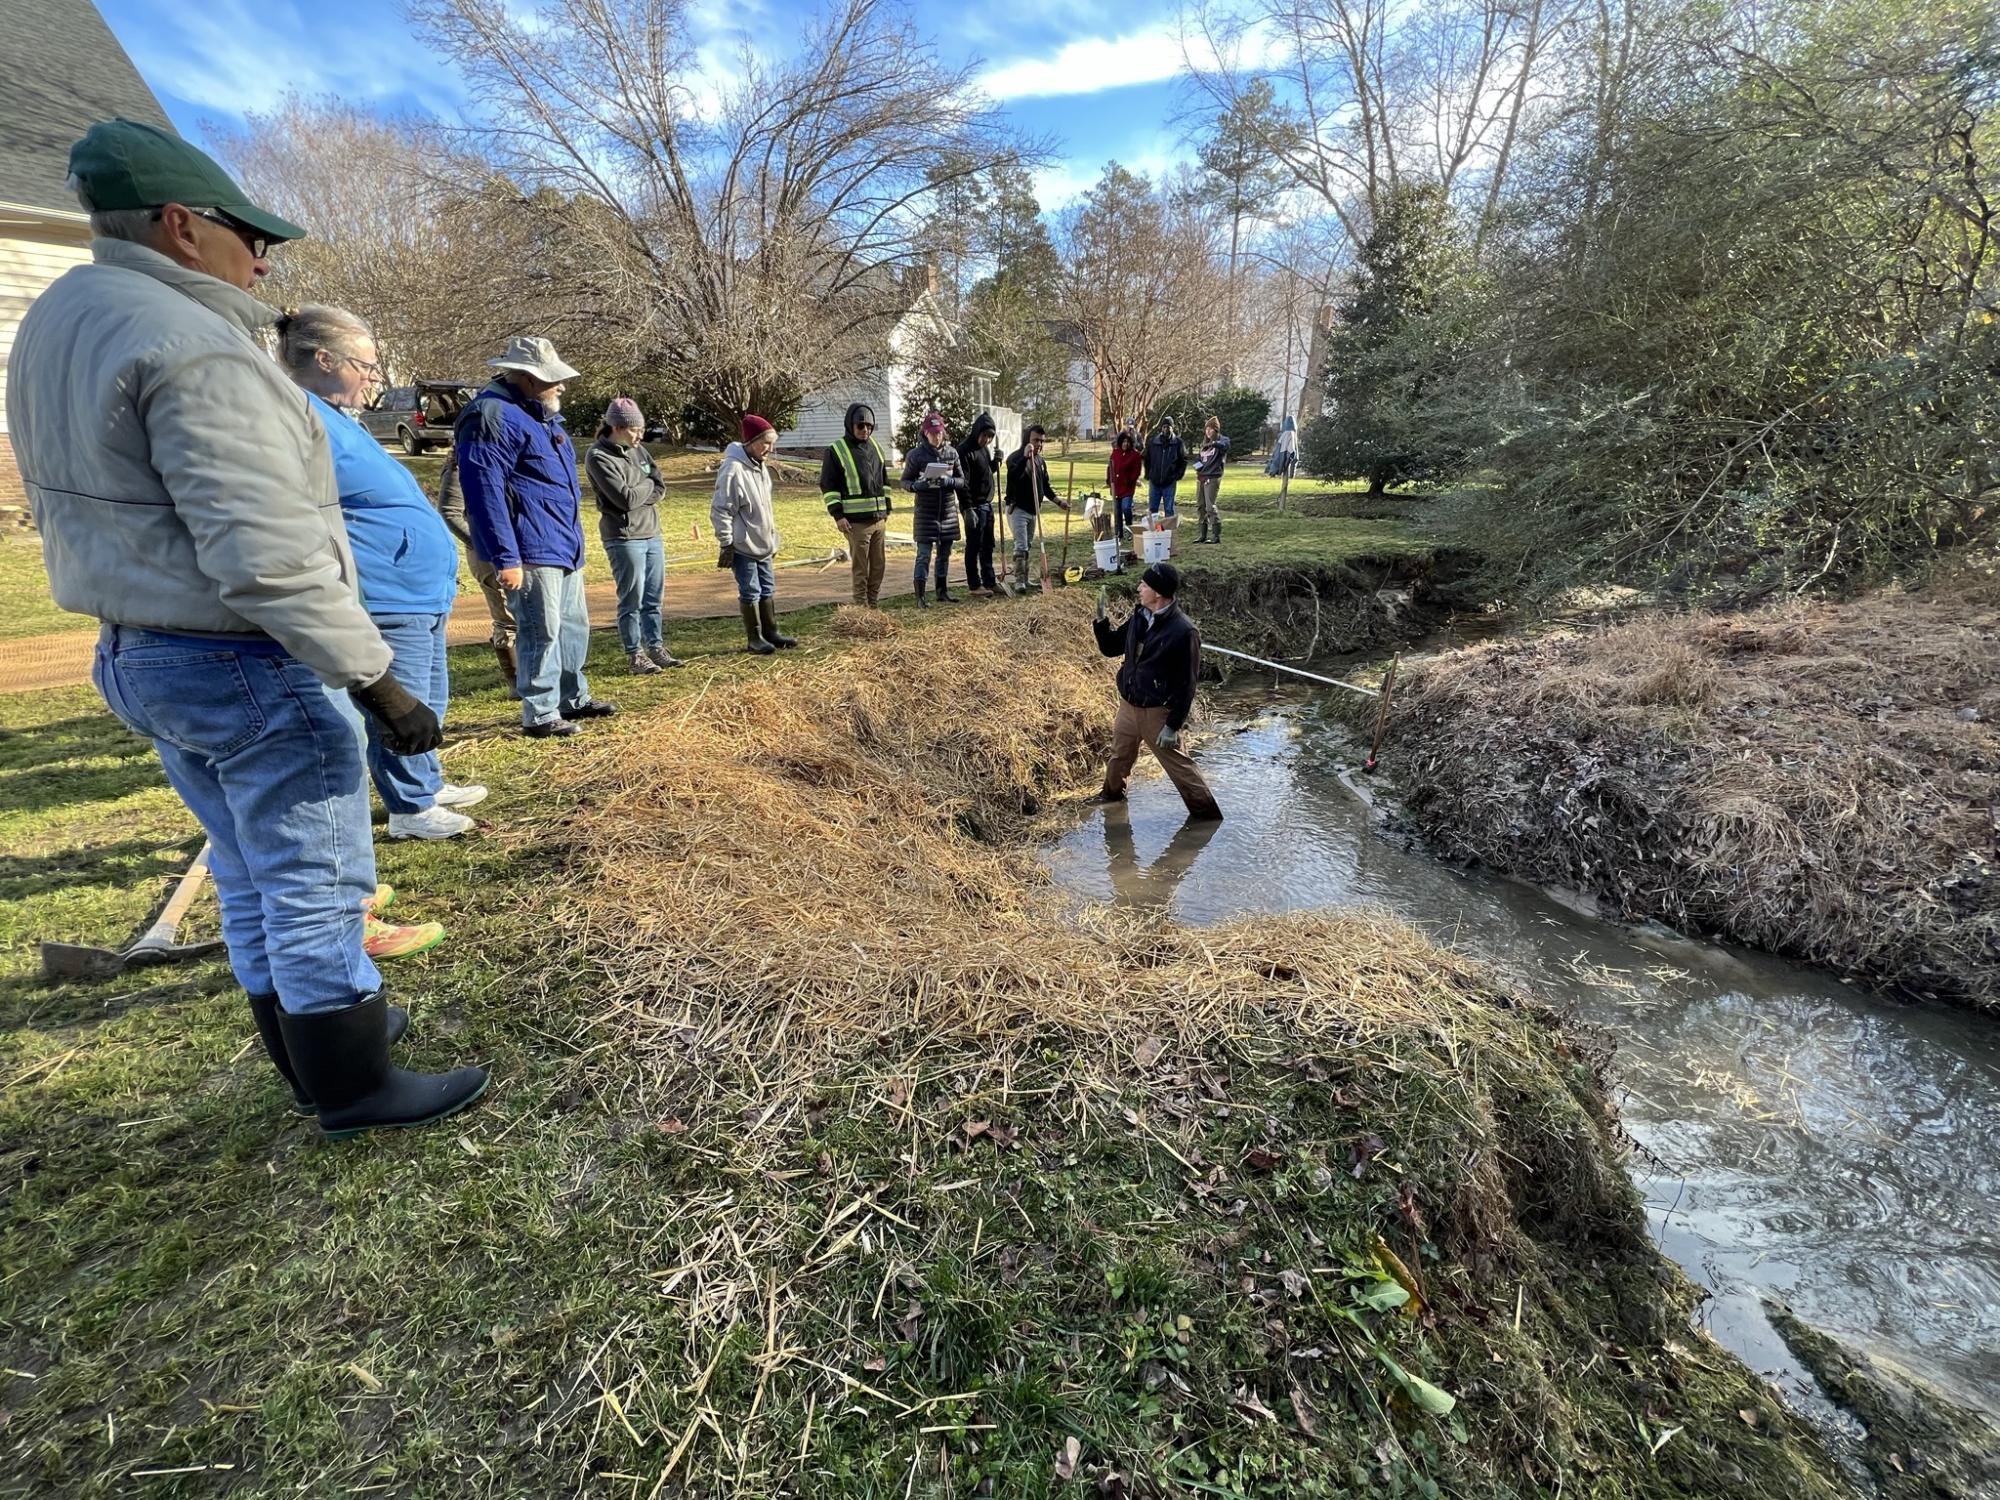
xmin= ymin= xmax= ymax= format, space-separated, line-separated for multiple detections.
xmin=275 ymin=304 xmax=375 ymax=373
xmin=87 ymin=207 xmax=160 ymax=244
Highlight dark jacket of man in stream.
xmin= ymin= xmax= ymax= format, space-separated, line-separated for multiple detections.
xmin=1086 ymin=562 xmax=1222 ymax=821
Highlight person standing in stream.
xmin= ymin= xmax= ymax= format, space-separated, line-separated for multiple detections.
xmin=1192 ymin=415 xmax=1230 ymax=544
xmin=713 ymin=415 xmax=795 ymax=654
xmin=901 ymin=409 xmax=963 ymax=607
xmin=958 ymin=412 xmax=1000 ymax=595
xmin=821 ymin=403 xmax=892 ymax=608
xmin=586 ymin=397 xmax=683 ymax=675
xmin=1084 ymin=562 xmax=1222 ymax=821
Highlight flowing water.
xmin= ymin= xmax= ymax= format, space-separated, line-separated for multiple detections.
xmin=1039 ymin=686 xmax=2000 ymax=1418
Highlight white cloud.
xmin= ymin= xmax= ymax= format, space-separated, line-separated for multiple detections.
xmin=120 ymin=0 xmax=465 ymax=119
xmin=1031 ymin=145 xmax=1177 ymax=209
xmin=977 ymin=23 xmax=1198 ymax=100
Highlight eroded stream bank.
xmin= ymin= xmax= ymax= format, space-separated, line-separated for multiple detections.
xmin=1040 ymin=695 xmax=2000 ymax=1439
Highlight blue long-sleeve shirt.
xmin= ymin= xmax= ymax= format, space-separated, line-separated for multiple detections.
xmin=307 ymin=392 xmax=459 ymax=615
xmin=453 ymin=379 xmax=586 ymax=572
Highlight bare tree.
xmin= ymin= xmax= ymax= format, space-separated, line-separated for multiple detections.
xmin=1054 ymin=164 xmax=1231 ymax=427
xmin=418 ymin=0 xmax=1034 ymax=434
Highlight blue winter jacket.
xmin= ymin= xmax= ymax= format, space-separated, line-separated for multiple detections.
xmin=454 ymin=378 xmax=586 ymax=572
xmin=307 ymin=392 xmax=459 ymax=615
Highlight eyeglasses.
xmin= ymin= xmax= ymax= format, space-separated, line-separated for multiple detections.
xmin=156 ymin=206 xmax=268 ymax=258
xmin=341 ymin=354 xmax=385 ymax=382
xmin=853 ymin=422 xmax=875 ymax=433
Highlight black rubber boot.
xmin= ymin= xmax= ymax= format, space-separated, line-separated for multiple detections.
xmin=277 ymin=994 xmax=488 ymax=1139
xmin=493 ymin=641 xmax=521 ymax=700
xmin=249 ymin=992 xmax=409 ymax=1115
xmin=914 ymin=580 xmax=929 ymax=608
xmin=757 ymin=599 xmax=797 ymax=648
xmin=935 ymin=577 xmax=955 ymax=603
xmin=741 ymin=602 xmax=776 ymax=655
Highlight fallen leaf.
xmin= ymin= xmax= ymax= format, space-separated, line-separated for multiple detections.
xmin=1243 ymin=1146 xmax=1285 ymax=1174
xmin=1133 ymin=1036 xmax=1165 ymax=1069
xmin=1232 ymin=1388 xmax=1279 ymax=1423
xmin=1278 ymin=1269 xmax=1310 ymax=1300
xmin=1349 ymin=1133 xmax=1387 ymax=1179
xmin=1737 ymin=1408 xmax=1760 ymax=1428
xmin=962 ymin=1119 xmax=990 ymax=1141
xmin=863 ymin=1356 xmax=887 ymax=1372
xmin=1289 ymin=1384 xmax=1320 ymax=1437
xmin=1055 ymin=1435 xmax=1081 ymax=1481
xmin=987 ymin=1123 xmax=1019 ymax=1149
xmin=657 ymin=1117 xmax=687 ymax=1135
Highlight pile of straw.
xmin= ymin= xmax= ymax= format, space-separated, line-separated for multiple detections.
xmin=1391 ymin=592 xmax=2000 ymax=1009
xmin=823 ymin=603 xmax=900 ymax=640
xmin=539 ymin=593 xmax=1511 ymax=1101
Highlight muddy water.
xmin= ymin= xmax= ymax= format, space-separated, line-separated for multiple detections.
xmin=1040 ymin=690 xmax=2000 ymax=1416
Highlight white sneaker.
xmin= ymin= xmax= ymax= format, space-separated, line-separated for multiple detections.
xmin=436 ymin=783 xmax=489 ymax=809
xmin=387 ymin=806 xmax=476 ymax=840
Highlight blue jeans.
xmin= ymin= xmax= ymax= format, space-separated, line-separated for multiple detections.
xmin=604 ymin=536 xmax=664 ymax=653
xmin=92 ymin=626 xmax=381 ymax=1015
xmin=509 ymin=565 xmax=594 ymax=728
xmin=1114 ymin=494 xmax=1135 ymax=532
xmin=914 ymin=536 xmax=954 ymax=591
xmin=347 ymin=612 xmax=448 ymax=814
xmin=730 ymin=551 xmax=775 ymax=602
xmin=1147 ymin=480 xmax=1178 ymax=518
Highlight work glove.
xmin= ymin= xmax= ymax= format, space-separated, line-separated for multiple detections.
xmin=1095 ymin=587 xmax=1109 ymax=622
xmin=717 ymin=544 xmax=736 ymax=569
xmin=351 ymin=674 xmax=443 ymax=756
xmin=1157 ymin=725 xmax=1182 ymax=751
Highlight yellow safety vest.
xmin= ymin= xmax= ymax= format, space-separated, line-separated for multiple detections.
xmin=822 ymin=436 xmax=889 ymax=516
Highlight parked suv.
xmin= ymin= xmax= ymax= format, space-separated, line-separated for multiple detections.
xmin=360 ymin=380 xmax=476 ymax=455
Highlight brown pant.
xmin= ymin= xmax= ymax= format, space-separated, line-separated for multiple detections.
xmin=469 ymin=554 xmax=516 ymax=648
xmin=1102 ymin=697 xmax=1221 ymax=817
xmin=847 ymin=518 xmax=887 ymax=606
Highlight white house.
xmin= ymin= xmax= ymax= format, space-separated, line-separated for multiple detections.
xmin=0 ymin=0 xmax=174 ymax=518
xmin=779 ymin=282 xmax=1019 ymax=458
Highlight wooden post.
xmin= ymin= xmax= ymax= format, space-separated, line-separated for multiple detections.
xmin=1364 ymin=655 xmax=1400 ymax=773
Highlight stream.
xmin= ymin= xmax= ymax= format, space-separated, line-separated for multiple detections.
xmin=1039 ymin=686 xmax=2000 ymax=1421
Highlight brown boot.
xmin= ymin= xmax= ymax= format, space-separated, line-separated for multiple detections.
xmin=493 ymin=640 xmax=520 ymax=699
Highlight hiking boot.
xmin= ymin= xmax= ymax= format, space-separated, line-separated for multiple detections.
xmin=646 ymin=645 xmax=686 ymax=669
xmin=742 ymin=601 xmax=776 ymax=655
xmin=629 ymin=650 xmax=662 ymax=675
xmin=276 ymin=993 xmax=488 ymax=1140
xmin=1084 ymin=790 xmax=1126 ymax=806
xmin=523 ymin=718 xmax=578 ymax=739
xmin=364 ymin=916 xmax=444 ymax=961
xmin=1184 ymin=797 xmax=1226 ymax=822
xmin=493 ymin=641 xmax=521 ymax=700
xmin=248 ymin=991 xmax=408 ymax=1115
xmin=757 ymin=599 xmax=798 ymax=648
xmin=564 ymin=700 xmax=619 ymax=720
xmin=387 ymin=806 xmax=475 ymax=841
xmin=935 ymin=584 xmax=955 ymax=603
xmin=436 ymin=783 xmax=487 ymax=809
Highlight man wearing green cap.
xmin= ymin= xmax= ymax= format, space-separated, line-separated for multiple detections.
xmin=4 ymin=119 xmax=488 ymax=1138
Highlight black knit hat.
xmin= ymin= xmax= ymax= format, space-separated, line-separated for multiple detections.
xmin=1141 ymin=561 xmax=1181 ymax=597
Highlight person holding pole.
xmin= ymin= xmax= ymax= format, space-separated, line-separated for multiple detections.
xmin=1003 ymin=424 xmax=1068 ymax=592
xmin=1084 ymin=562 xmax=1222 ymax=821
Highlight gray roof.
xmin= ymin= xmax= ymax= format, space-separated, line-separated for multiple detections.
xmin=0 ymin=0 xmax=172 ymax=215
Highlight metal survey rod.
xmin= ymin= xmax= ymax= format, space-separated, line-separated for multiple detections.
xmin=1206 ymin=645 xmax=1381 ymax=699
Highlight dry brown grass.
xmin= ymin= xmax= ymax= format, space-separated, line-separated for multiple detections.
xmin=534 ymin=593 xmax=1518 ymax=1105
xmin=824 ymin=603 xmax=901 ymax=640
xmin=1393 ymin=591 xmax=2000 ymax=1009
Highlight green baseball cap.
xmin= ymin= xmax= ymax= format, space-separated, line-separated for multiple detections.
xmin=67 ymin=118 xmax=308 ymax=245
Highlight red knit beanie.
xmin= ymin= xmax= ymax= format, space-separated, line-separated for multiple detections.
xmin=741 ymin=413 xmax=774 ymax=442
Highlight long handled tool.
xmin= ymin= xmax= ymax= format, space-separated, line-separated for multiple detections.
xmin=41 ymin=843 xmax=224 ymax=981
xmin=1035 ymin=447 xmax=1055 ymax=596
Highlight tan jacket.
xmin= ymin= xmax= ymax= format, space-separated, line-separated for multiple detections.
xmin=6 ymin=239 xmax=389 ymax=688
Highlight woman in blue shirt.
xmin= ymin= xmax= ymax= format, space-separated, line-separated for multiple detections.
xmin=282 ymin=306 xmax=486 ymax=840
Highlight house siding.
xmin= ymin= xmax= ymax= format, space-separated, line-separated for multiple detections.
xmin=0 ymin=218 xmax=91 ymax=517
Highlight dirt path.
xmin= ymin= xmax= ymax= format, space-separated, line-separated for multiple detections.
xmin=0 ymin=562 xmax=916 ymax=694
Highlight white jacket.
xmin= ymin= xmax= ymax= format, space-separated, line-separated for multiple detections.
xmin=710 ymin=442 xmax=780 ymax=560
xmin=6 ymin=239 xmax=389 ymax=688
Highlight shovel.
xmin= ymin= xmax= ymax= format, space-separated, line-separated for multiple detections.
xmin=41 ymin=843 xmax=225 ymax=981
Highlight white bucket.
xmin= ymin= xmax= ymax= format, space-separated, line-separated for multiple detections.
xmin=1142 ymin=528 xmax=1172 ymax=564
xmin=1093 ymin=539 xmax=1118 ymax=571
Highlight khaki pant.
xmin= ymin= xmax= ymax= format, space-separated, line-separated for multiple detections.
xmin=1102 ymin=697 xmax=1221 ymax=818
xmin=847 ymin=518 xmax=887 ymax=606
xmin=469 ymin=554 xmax=516 ymax=649
xmin=1196 ymin=473 xmax=1221 ymax=535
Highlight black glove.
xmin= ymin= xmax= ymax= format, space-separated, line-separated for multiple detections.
xmin=717 ymin=544 xmax=736 ymax=569
xmin=351 ymin=674 xmax=442 ymax=755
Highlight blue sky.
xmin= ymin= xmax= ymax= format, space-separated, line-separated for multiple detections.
xmin=94 ymin=0 xmax=1212 ymax=209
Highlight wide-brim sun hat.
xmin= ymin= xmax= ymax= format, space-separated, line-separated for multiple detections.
xmin=488 ymin=335 xmax=579 ymax=384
